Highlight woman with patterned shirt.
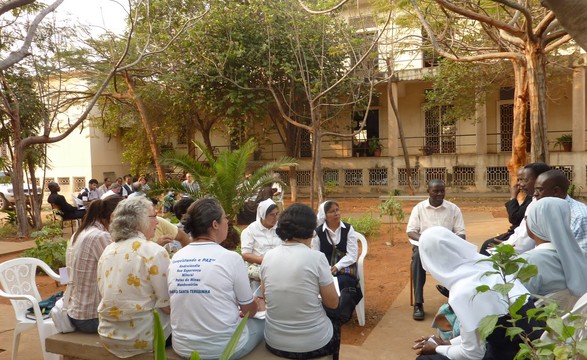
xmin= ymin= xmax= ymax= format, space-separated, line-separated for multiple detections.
xmin=97 ymin=197 xmax=171 ymax=358
xmin=66 ymin=196 xmax=123 ymax=333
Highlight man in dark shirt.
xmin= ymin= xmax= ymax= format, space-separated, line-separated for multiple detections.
xmin=47 ymin=182 xmax=85 ymax=220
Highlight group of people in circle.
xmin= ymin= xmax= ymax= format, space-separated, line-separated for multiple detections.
xmin=64 ymin=193 xmax=361 ymax=360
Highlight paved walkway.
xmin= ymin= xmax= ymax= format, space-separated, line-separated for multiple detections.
xmin=0 ymin=211 xmax=509 ymax=360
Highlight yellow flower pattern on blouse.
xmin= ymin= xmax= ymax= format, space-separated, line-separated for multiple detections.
xmin=97 ymin=234 xmax=170 ymax=358
xmin=148 ymin=265 xmax=159 ymax=275
xmin=132 ymin=241 xmax=141 ymax=251
xmin=127 ymin=274 xmax=141 ymax=287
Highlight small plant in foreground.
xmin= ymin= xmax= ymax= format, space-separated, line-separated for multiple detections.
xmin=476 ymin=244 xmax=587 ymax=359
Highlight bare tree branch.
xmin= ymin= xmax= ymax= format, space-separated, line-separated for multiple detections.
xmin=544 ymin=33 xmax=572 ymax=53
xmin=533 ymin=9 xmax=556 ymax=37
xmin=491 ymin=0 xmax=536 ymax=42
xmin=0 ymin=0 xmax=35 ymax=17
xmin=297 ymin=0 xmax=351 ymax=14
xmin=0 ymin=0 xmax=65 ymax=70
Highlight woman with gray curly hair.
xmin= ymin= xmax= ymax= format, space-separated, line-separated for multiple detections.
xmin=97 ymin=197 xmax=171 ymax=358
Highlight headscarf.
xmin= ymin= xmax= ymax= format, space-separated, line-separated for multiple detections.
xmin=317 ymin=201 xmax=327 ymax=226
xmin=256 ymin=198 xmax=276 ymax=222
xmin=525 ymin=197 xmax=587 ymax=296
xmin=419 ymin=227 xmax=529 ymax=332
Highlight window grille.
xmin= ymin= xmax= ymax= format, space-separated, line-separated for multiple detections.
xmin=486 ymin=167 xmax=509 ymax=186
xmin=275 ymin=171 xmax=289 ymax=185
xmin=296 ymin=171 xmax=311 ymax=187
xmin=57 ymin=177 xmax=70 ymax=185
xmin=425 ymin=168 xmax=447 ymax=184
xmin=73 ymin=177 xmax=86 ymax=192
xmin=44 ymin=178 xmax=55 ymax=192
xmin=300 ymin=130 xmax=312 ymax=158
xmin=368 ymin=168 xmax=388 ymax=186
xmin=398 ymin=168 xmax=419 ymax=186
xmin=551 ymin=165 xmax=573 ymax=183
xmin=424 ymin=106 xmax=455 ymax=154
xmin=499 ymin=103 xmax=513 ymax=152
xmin=344 ymin=169 xmax=363 ymax=186
xmin=453 ymin=166 xmax=475 ymax=186
xmin=322 ymin=169 xmax=339 ymax=186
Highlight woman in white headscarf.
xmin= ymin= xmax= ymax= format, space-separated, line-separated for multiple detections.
xmin=522 ymin=197 xmax=587 ymax=297
xmin=240 ymin=199 xmax=282 ymax=287
xmin=312 ymin=201 xmax=361 ymax=323
xmin=413 ymin=227 xmax=543 ymax=360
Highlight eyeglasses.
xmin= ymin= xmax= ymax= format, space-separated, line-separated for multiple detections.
xmin=327 ymin=209 xmax=341 ymax=215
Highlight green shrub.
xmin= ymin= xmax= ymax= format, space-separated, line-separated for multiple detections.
xmin=23 ymin=224 xmax=67 ymax=271
xmin=343 ymin=214 xmax=381 ymax=236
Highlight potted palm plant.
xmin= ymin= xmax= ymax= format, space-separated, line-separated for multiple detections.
xmin=368 ymin=137 xmax=382 ymax=157
xmin=554 ymin=134 xmax=572 ymax=152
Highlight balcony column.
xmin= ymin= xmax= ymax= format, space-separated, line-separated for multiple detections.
xmin=572 ymin=56 xmax=587 ymax=153
xmin=387 ymin=81 xmax=400 ymax=157
xmin=475 ymin=97 xmax=488 ymax=155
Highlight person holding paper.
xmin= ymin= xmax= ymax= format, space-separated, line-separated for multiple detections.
xmin=65 ymin=195 xmax=123 ymax=333
xmin=407 ymin=179 xmax=466 ymax=321
xmin=262 ymin=204 xmax=340 ymax=359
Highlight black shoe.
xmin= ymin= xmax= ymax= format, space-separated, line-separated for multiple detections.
xmin=436 ymin=285 xmax=450 ymax=298
xmin=413 ymin=304 xmax=425 ymax=321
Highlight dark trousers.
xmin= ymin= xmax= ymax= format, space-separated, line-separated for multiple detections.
xmin=411 ymin=246 xmax=425 ymax=304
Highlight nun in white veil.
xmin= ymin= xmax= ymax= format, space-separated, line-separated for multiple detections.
xmin=240 ymin=199 xmax=282 ymax=288
xmin=522 ymin=197 xmax=587 ymax=297
xmin=414 ymin=227 xmax=543 ymax=360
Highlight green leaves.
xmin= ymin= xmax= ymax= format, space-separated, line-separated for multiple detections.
xmin=153 ymin=310 xmax=167 ymax=360
xmin=478 ymin=314 xmax=499 ymax=341
xmin=220 ymin=313 xmax=249 ymax=360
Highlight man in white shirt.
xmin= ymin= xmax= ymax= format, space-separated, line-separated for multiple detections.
xmin=406 ymin=179 xmax=465 ymax=321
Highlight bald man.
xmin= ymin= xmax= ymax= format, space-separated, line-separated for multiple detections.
xmin=534 ymin=169 xmax=587 ymax=253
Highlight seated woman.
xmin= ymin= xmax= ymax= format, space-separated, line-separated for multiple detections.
xmin=97 ymin=197 xmax=171 ymax=358
xmin=66 ymin=196 xmax=123 ymax=333
xmin=240 ymin=198 xmax=282 ymax=288
xmin=522 ymin=197 xmax=587 ymax=297
xmin=262 ymin=204 xmax=340 ymax=359
xmin=168 ymin=198 xmax=263 ymax=360
xmin=413 ymin=227 xmax=543 ymax=360
xmin=312 ymin=200 xmax=362 ymax=317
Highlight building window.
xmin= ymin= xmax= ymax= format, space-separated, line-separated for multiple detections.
xmin=296 ymin=170 xmax=311 ymax=187
xmin=398 ymin=168 xmax=420 ymax=186
xmin=486 ymin=167 xmax=509 ymax=186
xmin=275 ymin=171 xmax=289 ymax=185
xmin=299 ymin=130 xmax=312 ymax=158
xmin=368 ymin=168 xmax=388 ymax=186
xmin=73 ymin=177 xmax=86 ymax=192
xmin=344 ymin=169 xmax=363 ymax=186
xmin=453 ymin=166 xmax=475 ymax=186
xmin=44 ymin=178 xmax=55 ymax=192
xmin=425 ymin=167 xmax=447 ymax=184
xmin=352 ymin=110 xmax=379 ymax=157
xmin=551 ymin=165 xmax=573 ymax=183
xmin=322 ymin=169 xmax=339 ymax=186
xmin=57 ymin=177 xmax=70 ymax=185
xmin=424 ymin=106 xmax=455 ymax=154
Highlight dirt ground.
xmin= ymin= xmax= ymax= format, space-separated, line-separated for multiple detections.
xmin=0 ymin=196 xmax=508 ymax=346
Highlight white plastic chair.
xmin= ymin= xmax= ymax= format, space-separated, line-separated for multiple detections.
xmin=539 ymin=292 xmax=587 ymax=358
xmin=356 ymin=232 xmax=368 ymax=326
xmin=0 ymin=257 xmax=61 ymax=360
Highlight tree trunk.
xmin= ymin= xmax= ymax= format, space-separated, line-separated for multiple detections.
xmin=26 ymin=157 xmax=42 ymax=229
xmin=13 ymin=145 xmax=30 ymax=236
xmin=123 ymin=73 xmax=165 ymax=182
xmin=507 ymin=60 xmax=529 ymax=183
xmin=386 ymin=63 xmax=414 ymax=196
xmin=526 ymin=41 xmax=549 ymax=163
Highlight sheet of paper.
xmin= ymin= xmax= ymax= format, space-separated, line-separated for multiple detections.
xmin=58 ymin=267 xmax=69 ymax=285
